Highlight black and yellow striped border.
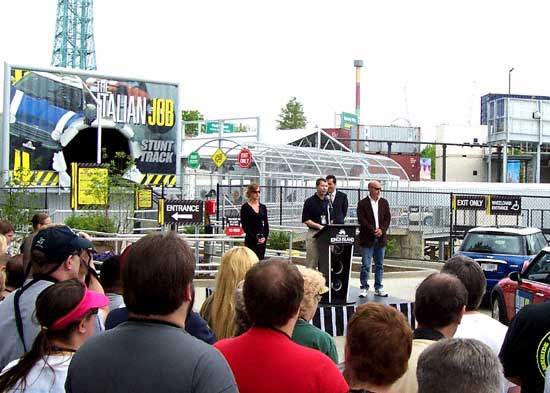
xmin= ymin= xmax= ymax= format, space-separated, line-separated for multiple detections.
xmin=139 ymin=174 xmax=177 ymax=187
xmin=10 ymin=170 xmax=59 ymax=186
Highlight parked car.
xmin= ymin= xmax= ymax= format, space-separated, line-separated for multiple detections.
xmin=10 ymin=71 xmax=86 ymax=150
xmin=455 ymin=226 xmax=548 ymax=293
xmin=491 ymin=246 xmax=550 ymax=324
xmin=406 ymin=206 xmax=434 ymax=226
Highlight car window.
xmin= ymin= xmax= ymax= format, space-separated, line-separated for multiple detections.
xmin=536 ymin=233 xmax=549 ymax=250
xmin=461 ymin=233 xmax=523 ymax=255
xmin=526 ymin=234 xmax=544 ymax=255
xmin=16 ymin=73 xmax=83 ymax=113
xmin=525 ymin=252 xmax=550 ymax=283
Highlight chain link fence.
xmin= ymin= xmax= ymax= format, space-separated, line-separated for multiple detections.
xmin=217 ymin=184 xmax=550 ymax=260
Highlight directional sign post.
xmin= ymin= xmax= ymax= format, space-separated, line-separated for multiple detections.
xmin=340 ymin=112 xmax=358 ymax=130
xmin=158 ymin=199 xmax=204 ymax=225
xmin=206 ymin=121 xmax=235 ymax=134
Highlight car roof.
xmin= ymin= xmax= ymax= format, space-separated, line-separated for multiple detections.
xmin=467 ymin=226 xmax=542 ymax=235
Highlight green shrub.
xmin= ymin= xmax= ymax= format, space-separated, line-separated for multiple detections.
xmin=182 ymin=225 xmax=205 ymax=234
xmin=385 ymin=238 xmax=399 ymax=257
xmin=65 ymin=213 xmax=117 ymax=234
xmin=267 ymin=230 xmax=290 ymax=250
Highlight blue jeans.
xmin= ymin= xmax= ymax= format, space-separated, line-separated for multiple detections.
xmin=360 ymin=238 xmax=385 ymax=290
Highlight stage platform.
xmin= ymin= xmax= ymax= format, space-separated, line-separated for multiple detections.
xmin=204 ymin=285 xmax=414 ymax=338
xmin=312 ymin=286 xmax=415 ymax=337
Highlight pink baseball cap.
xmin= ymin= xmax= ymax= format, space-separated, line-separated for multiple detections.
xmin=50 ymin=287 xmax=109 ymax=330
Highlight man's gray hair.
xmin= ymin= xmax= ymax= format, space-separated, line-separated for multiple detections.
xmin=417 ymin=338 xmax=503 ymax=393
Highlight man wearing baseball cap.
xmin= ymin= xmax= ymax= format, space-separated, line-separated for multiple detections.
xmin=0 ymin=225 xmax=104 ymax=370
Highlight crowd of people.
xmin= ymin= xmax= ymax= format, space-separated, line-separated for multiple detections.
xmin=0 ymin=204 xmax=547 ymax=392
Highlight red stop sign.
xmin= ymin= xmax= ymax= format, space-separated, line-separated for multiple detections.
xmin=237 ymin=148 xmax=252 ymax=168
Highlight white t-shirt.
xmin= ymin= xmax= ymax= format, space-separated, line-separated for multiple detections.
xmin=454 ymin=312 xmax=508 ymax=355
xmin=1 ymin=354 xmax=72 ymax=392
xmin=369 ymin=196 xmax=380 ymax=229
xmin=454 ymin=312 xmax=514 ymax=393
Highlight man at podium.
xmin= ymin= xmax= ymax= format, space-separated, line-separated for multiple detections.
xmin=301 ymin=178 xmax=329 ymax=269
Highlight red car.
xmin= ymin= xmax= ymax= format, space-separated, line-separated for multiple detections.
xmin=491 ymin=246 xmax=550 ymax=324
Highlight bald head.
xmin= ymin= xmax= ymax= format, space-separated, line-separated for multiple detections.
xmin=414 ymin=273 xmax=467 ymax=331
xmin=368 ymin=181 xmax=382 ymax=200
xmin=243 ymin=259 xmax=304 ymax=327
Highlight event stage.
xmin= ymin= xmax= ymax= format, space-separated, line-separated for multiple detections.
xmin=313 ymin=286 xmax=414 ymax=337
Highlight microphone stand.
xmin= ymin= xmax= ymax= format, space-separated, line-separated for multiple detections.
xmin=325 ymin=194 xmax=332 ymax=225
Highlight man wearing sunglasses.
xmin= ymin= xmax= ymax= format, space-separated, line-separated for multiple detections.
xmin=357 ymin=180 xmax=391 ymax=298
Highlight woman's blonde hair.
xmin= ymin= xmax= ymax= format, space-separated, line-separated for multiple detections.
xmin=0 ymin=234 xmax=7 ymax=255
xmin=208 ymin=246 xmax=258 ymax=339
xmin=245 ymin=183 xmax=260 ymax=199
xmin=296 ymin=265 xmax=329 ymax=320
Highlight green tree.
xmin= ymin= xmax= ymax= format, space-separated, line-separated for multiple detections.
xmin=182 ymin=110 xmax=205 ymax=137
xmin=276 ymin=97 xmax=307 ymax=129
xmin=420 ymin=145 xmax=436 ymax=179
xmin=235 ymin=123 xmax=250 ymax=132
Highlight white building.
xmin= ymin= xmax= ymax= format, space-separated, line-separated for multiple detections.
xmin=435 ymin=125 xmax=488 ymax=182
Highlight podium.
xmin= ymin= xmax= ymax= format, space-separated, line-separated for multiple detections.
xmin=314 ymin=224 xmax=358 ymax=304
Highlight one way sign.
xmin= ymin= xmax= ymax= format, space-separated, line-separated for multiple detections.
xmin=158 ymin=199 xmax=204 ymax=225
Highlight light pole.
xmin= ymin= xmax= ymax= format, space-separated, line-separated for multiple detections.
xmin=80 ymin=81 xmax=102 ymax=164
xmin=508 ymin=68 xmax=514 ymax=95
xmin=353 ymin=59 xmax=363 ymax=152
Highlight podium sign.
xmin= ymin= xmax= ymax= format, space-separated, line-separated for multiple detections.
xmin=314 ymin=224 xmax=357 ymax=304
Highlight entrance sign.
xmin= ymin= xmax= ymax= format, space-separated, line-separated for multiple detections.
xmin=489 ymin=195 xmax=522 ymax=216
xmin=158 ymin=199 xmax=203 ymax=225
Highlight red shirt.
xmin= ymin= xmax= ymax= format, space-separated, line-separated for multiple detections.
xmin=214 ymin=326 xmax=348 ymax=393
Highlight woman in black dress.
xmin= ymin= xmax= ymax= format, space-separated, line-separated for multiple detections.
xmin=240 ymin=183 xmax=269 ymax=260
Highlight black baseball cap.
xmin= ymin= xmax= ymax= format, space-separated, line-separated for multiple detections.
xmin=32 ymin=225 xmax=92 ymax=265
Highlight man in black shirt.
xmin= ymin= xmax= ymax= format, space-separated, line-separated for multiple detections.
xmin=301 ymin=178 xmax=329 ymax=269
xmin=500 ymin=302 xmax=550 ymax=393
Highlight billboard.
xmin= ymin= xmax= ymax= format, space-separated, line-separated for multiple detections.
xmin=506 ymin=160 xmax=520 ymax=183
xmin=4 ymin=65 xmax=180 ymax=187
xmin=420 ymin=157 xmax=431 ymax=180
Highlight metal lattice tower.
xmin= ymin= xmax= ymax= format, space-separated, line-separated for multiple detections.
xmin=51 ymin=0 xmax=96 ymax=70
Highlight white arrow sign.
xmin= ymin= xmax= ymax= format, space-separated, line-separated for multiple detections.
xmin=172 ymin=213 xmax=193 ymax=221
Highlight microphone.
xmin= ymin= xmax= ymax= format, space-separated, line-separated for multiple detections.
xmin=325 ymin=193 xmax=333 ymax=224
xmin=325 ymin=193 xmax=333 ymax=208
